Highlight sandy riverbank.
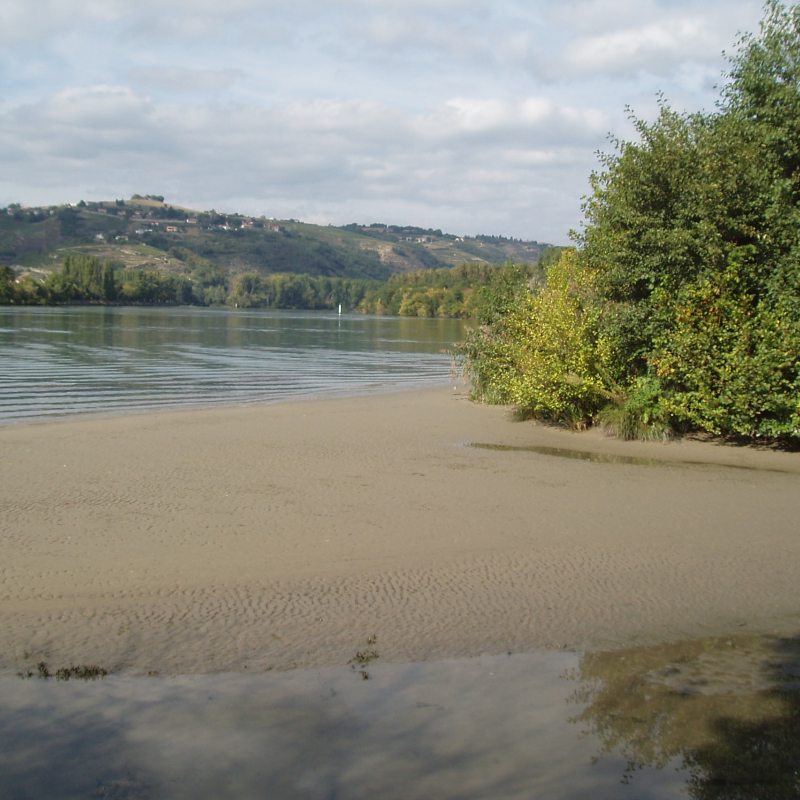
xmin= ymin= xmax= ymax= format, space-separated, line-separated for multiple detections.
xmin=1 ymin=386 xmax=799 ymax=674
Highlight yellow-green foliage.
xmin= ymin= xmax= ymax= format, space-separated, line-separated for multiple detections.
xmin=358 ymin=262 xmax=541 ymax=318
xmin=457 ymin=252 xmax=611 ymax=426
xmin=651 ymin=264 xmax=800 ymax=437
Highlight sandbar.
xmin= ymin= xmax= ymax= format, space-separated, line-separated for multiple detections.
xmin=1 ymin=386 xmax=799 ymax=674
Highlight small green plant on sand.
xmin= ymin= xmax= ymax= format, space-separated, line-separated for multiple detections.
xmin=20 ymin=661 xmax=108 ymax=680
xmin=349 ymin=636 xmax=379 ymax=680
xmin=596 ymin=377 xmax=676 ymax=441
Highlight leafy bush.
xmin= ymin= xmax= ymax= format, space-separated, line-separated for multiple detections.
xmin=456 ymin=253 xmax=612 ymax=427
xmin=459 ymin=2 xmax=800 ymax=441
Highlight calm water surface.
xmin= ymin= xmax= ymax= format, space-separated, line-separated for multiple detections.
xmin=0 ymin=306 xmax=465 ymax=423
xmin=3 ymin=634 xmax=800 ymax=799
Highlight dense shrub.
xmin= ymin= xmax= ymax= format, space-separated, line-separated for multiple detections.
xmin=459 ymin=1 xmax=800 ymax=440
xmin=457 ymin=253 xmax=612 ymax=427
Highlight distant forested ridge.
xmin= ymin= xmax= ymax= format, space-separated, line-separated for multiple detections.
xmin=0 ymin=197 xmax=550 ymax=287
xmin=2 ymin=255 xmax=205 ymax=306
xmin=0 ymin=197 xmax=553 ymax=313
xmin=357 ymin=261 xmax=545 ymax=317
xmin=457 ymin=1 xmax=800 ymax=442
xmin=0 ymin=254 xmax=376 ymax=310
xmin=228 ymin=272 xmax=378 ymax=310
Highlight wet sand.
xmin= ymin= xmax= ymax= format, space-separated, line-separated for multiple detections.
xmin=1 ymin=386 xmax=799 ymax=674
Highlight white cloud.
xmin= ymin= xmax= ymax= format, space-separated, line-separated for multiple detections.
xmin=0 ymin=87 xmax=604 ymax=239
xmin=0 ymin=0 xmax=278 ymax=45
xmin=130 ymin=67 xmax=241 ymax=93
xmin=0 ymin=0 xmax=487 ymax=46
xmin=412 ymin=97 xmax=608 ymax=147
xmin=560 ymin=16 xmax=730 ymax=76
xmin=0 ymin=0 xmax=123 ymax=44
xmin=547 ymin=0 xmax=661 ymax=34
xmin=544 ymin=0 xmax=762 ymax=78
xmin=0 ymin=0 xmax=769 ymax=239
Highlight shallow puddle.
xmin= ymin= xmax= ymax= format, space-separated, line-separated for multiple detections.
xmin=469 ymin=442 xmax=795 ymax=472
xmin=2 ymin=634 xmax=799 ymax=799
xmin=470 ymin=442 xmax=669 ymax=466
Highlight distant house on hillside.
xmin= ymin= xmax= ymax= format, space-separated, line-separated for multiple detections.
xmin=268 ymin=224 xmax=280 ymax=232
xmin=186 ymin=218 xmax=198 ymax=224
xmin=166 ymin=226 xmax=178 ymax=232
xmin=241 ymin=220 xmax=253 ymax=228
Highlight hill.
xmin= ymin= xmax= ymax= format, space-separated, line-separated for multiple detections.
xmin=0 ymin=198 xmax=551 ymax=285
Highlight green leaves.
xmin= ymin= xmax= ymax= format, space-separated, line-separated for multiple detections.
xmin=460 ymin=2 xmax=800 ymax=441
xmin=456 ymin=252 xmax=612 ymax=427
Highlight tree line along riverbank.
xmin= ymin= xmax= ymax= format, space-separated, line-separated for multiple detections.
xmin=0 ymin=253 xmax=552 ymax=318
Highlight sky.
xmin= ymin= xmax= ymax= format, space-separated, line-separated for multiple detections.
xmin=0 ymin=0 xmax=766 ymax=243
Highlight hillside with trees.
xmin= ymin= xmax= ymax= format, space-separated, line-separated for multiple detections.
xmin=457 ymin=1 xmax=800 ymax=442
xmin=0 ymin=199 xmax=549 ymax=288
xmin=0 ymin=199 xmax=551 ymax=313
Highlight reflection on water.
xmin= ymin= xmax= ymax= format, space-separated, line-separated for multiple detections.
xmin=0 ymin=652 xmax=677 ymax=800
xmin=569 ymin=634 xmax=800 ymax=798
xmin=0 ymin=307 xmax=465 ymax=422
xmin=2 ymin=634 xmax=799 ymax=799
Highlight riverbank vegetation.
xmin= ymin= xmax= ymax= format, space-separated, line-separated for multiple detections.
xmin=228 ymin=272 xmax=377 ymax=310
xmin=457 ymin=1 xmax=800 ymax=441
xmin=356 ymin=261 xmax=544 ymax=318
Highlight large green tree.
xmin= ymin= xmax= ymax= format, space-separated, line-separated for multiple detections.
xmin=460 ymin=1 xmax=800 ymax=439
xmin=580 ymin=1 xmax=800 ymax=437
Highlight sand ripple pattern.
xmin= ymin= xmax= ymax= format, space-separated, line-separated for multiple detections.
xmin=3 ymin=544 xmax=798 ymax=675
xmin=2 ymin=387 xmax=799 ymax=674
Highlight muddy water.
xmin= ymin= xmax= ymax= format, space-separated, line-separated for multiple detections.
xmin=2 ymin=633 xmax=799 ymax=799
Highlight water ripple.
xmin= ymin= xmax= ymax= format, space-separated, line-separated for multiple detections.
xmin=0 ymin=307 xmax=464 ymax=423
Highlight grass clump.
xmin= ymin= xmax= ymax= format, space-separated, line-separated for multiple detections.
xmin=595 ymin=378 xmax=675 ymax=441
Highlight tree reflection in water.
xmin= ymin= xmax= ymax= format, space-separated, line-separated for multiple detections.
xmin=567 ymin=634 xmax=800 ymax=798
